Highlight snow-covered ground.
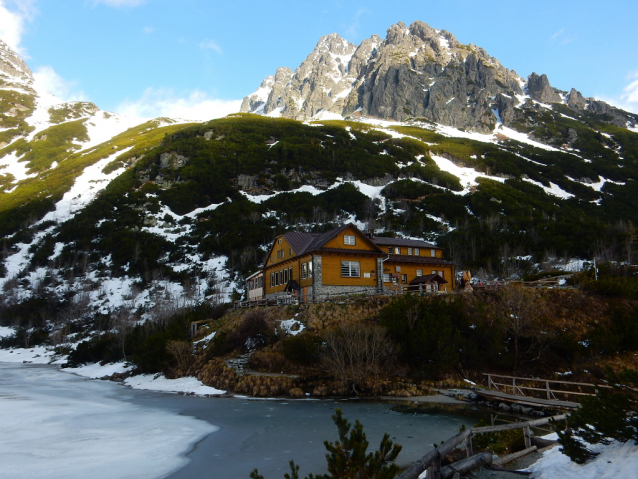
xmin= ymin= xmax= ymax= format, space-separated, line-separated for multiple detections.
xmin=0 ymin=362 xmax=218 ymax=479
xmin=124 ymin=374 xmax=225 ymax=396
xmin=527 ymin=434 xmax=638 ymax=479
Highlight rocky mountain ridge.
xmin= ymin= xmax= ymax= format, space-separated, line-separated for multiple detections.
xmin=0 ymin=27 xmax=637 ymax=371
xmin=241 ymin=21 xmax=638 ymax=135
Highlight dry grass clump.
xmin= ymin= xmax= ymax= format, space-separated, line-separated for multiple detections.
xmin=198 ymin=358 xmax=238 ymax=390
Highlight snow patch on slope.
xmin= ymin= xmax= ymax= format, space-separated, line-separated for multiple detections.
xmin=430 ymin=154 xmax=506 ymax=194
xmin=38 ymin=147 xmax=132 ymax=225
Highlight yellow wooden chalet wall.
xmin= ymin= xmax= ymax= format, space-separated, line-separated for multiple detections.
xmin=320 ymin=225 xmax=381 ymax=287
xmin=263 ymin=235 xmax=315 ymax=296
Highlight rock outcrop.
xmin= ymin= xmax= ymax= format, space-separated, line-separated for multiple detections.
xmin=242 ymin=21 xmax=524 ymax=132
xmin=0 ymin=39 xmax=32 ymax=80
xmin=527 ymin=72 xmax=562 ymax=103
xmin=242 ymin=20 xmax=638 ymax=134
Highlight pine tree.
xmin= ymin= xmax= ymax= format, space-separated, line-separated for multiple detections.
xmin=250 ymin=409 xmax=402 ymax=479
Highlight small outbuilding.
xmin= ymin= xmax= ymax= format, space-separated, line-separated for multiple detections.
xmin=407 ymin=274 xmax=448 ymax=293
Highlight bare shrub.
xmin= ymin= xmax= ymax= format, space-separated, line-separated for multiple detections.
xmin=166 ymin=340 xmax=193 ymax=370
xmin=322 ymin=322 xmax=394 ymax=395
xmin=498 ymin=285 xmax=549 ymax=369
xmin=227 ymin=309 xmax=275 ymax=352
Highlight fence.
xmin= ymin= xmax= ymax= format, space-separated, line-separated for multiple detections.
xmin=396 ymin=413 xmax=567 ymax=479
xmin=484 ymin=373 xmax=611 ymax=401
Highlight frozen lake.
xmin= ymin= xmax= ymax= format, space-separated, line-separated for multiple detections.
xmin=0 ymin=362 xmax=477 ymax=479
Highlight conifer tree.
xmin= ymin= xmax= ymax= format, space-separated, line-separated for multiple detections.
xmin=250 ymin=409 xmax=402 ymax=479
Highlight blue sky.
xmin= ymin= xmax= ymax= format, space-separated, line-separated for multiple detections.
xmin=1 ymin=0 xmax=637 ymax=119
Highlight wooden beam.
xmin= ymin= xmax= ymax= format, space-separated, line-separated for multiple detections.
xmin=493 ymin=446 xmax=537 ymax=466
xmin=440 ymin=452 xmax=493 ymax=479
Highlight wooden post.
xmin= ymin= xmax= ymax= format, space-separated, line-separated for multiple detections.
xmin=465 ymin=434 xmax=473 ymax=458
xmin=512 ymin=377 xmax=516 ymax=394
xmin=432 ymin=453 xmax=442 ymax=479
xmin=546 ymin=381 xmax=551 ymax=400
xmin=487 ymin=374 xmax=492 ymax=390
xmin=524 ymin=425 xmax=532 ymax=449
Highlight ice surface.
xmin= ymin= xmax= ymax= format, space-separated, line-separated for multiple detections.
xmin=0 ymin=363 xmax=218 ymax=479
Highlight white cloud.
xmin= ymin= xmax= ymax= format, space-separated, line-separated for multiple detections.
xmin=143 ymin=26 xmax=154 ymax=34
xmin=115 ymin=88 xmax=241 ymax=121
xmin=596 ymin=72 xmax=638 ymax=115
xmin=345 ymin=8 xmax=369 ymax=39
xmin=622 ymin=72 xmax=638 ymax=105
xmin=92 ymin=0 xmax=146 ymax=7
xmin=33 ymin=65 xmax=89 ymax=102
xmin=199 ymin=39 xmax=222 ymax=54
xmin=0 ymin=0 xmax=37 ymax=56
xmin=549 ymin=28 xmax=575 ymax=45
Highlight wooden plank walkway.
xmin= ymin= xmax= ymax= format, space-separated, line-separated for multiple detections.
xmin=475 ymin=389 xmax=579 ymax=409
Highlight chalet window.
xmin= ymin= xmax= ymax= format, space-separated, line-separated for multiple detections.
xmin=289 ymin=248 xmax=292 ymax=256
xmin=438 ymin=270 xmax=444 ymax=278
xmin=414 ymin=248 xmax=420 ymax=256
xmin=341 ymin=261 xmax=360 ymax=277
xmin=302 ymin=263 xmax=307 ymax=279
xmin=395 ymin=266 xmax=401 ymax=272
xmin=430 ymin=249 xmax=436 ymax=257
xmin=383 ymin=273 xmax=392 ymax=283
xmin=307 ymin=261 xmax=313 ymax=274
xmin=395 ymin=247 xmax=401 ymax=254
xmin=402 ymin=274 xmax=407 ymax=283
xmin=432 ymin=270 xmax=437 ymax=275
xmin=416 ymin=269 xmax=422 ymax=277
xmin=289 ymin=267 xmax=293 ymax=281
xmin=270 ymin=273 xmax=274 ymax=287
xmin=388 ymin=247 xmax=392 ymax=254
xmin=278 ymin=239 xmax=282 ymax=244
xmin=283 ymin=269 xmax=288 ymax=283
xmin=407 ymin=247 xmax=413 ymax=255
xmin=344 ymin=235 xmax=356 ymax=245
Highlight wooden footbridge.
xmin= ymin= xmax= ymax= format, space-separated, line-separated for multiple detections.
xmin=475 ymin=373 xmax=612 ymax=410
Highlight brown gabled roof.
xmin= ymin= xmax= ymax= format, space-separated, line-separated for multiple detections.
xmin=265 ymin=224 xmax=385 ymax=268
xmin=290 ymin=224 xmax=384 ymax=255
xmin=372 ymin=237 xmax=440 ymax=249
xmin=316 ymin=247 xmax=384 ymax=255
xmin=386 ymin=255 xmax=456 ymax=265
xmin=282 ymin=231 xmax=320 ymax=255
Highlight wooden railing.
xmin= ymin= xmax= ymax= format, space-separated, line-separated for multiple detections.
xmin=396 ymin=414 xmax=567 ymax=479
xmin=484 ymin=373 xmax=611 ymax=401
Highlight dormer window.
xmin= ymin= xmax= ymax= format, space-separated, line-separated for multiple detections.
xmin=430 ymin=249 xmax=436 ymax=257
xmin=344 ymin=235 xmax=356 ymax=245
xmin=278 ymin=239 xmax=282 ymax=244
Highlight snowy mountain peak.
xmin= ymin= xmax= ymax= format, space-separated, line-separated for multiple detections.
xmin=241 ymin=19 xmax=638 ymax=134
xmin=0 ymin=39 xmax=32 ymax=80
